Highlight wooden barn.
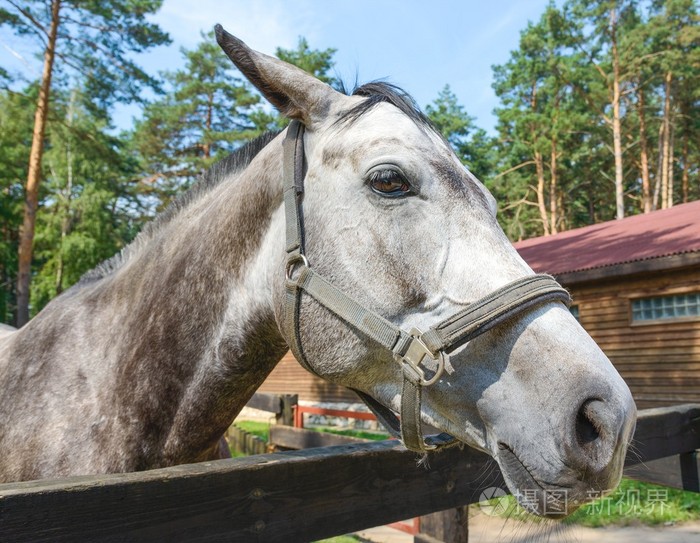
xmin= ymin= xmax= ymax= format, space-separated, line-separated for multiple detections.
xmin=259 ymin=201 xmax=700 ymax=409
xmin=516 ymin=200 xmax=700 ymax=409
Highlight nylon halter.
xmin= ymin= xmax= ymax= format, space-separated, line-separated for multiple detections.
xmin=281 ymin=120 xmax=572 ymax=452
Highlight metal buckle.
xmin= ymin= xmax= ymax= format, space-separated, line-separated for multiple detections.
xmin=398 ymin=328 xmax=445 ymax=386
xmin=285 ymin=254 xmax=309 ymax=283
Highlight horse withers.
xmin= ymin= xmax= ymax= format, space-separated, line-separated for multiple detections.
xmin=0 ymin=27 xmax=635 ymax=517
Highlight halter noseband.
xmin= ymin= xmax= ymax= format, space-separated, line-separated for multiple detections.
xmin=281 ymin=120 xmax=571 ymax=452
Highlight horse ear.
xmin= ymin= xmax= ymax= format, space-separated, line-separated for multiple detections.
xmin=215 ymin=24 xmax=340 ymax=126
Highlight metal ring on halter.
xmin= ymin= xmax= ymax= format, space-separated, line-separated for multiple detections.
xmin=410 ymin=351 xmax=445 ymax=386
xmin=285 ymin=254 xmax=309 ymax=282
xmin=396 ymin=328 xmax=446 ymax=386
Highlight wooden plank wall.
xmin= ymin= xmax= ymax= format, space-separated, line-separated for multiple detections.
xmin=256 ymin=352 xmax=357 ymax=403
xmin=569 ymin=267 xmax=700 ymax=409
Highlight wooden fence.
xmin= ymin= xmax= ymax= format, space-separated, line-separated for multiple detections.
xmin=0 ymin=404 xmax=698 ymax=542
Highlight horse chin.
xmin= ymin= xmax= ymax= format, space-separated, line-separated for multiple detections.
xmin=495 ymin=445 xmax=617 ymax=518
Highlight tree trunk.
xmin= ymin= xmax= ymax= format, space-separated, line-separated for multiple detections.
xmin=549 ymin=136 xmax=558 ymax=234
xmin=668 ymin=118 xmax=675 ymax=207
xmin=681 ymin=121 xmax=690 ymax=204
xmin=654 ymin=122 xmax=664 ymax=210
xmin=610 ymin=7 xmax=625 ymax=220
xmin=557 ymin=190 xmax=566 ymax=231
xmin=680 ymin=83 xmax=690 ymax=204
xmin=16 ymin=0 xmax=61 ymax=326
xmin=202 ymin=92 xmax=214 ymax=159
xmin=660 ymin=71 xmax=673 ymax=209
xmin=55 ymin=90 xmax=76 ymax=296
xmin=535 ymin=150 xmax=550 ymax=236
xmin=637 ymin=86 xmax=652 ymax=213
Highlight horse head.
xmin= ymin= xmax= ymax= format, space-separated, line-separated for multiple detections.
xmin=216 ymin=26 xmax=636 ymax=516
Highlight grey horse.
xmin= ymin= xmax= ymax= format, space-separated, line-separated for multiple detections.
xmin=0 ymin=27 xmax=635 ymax=516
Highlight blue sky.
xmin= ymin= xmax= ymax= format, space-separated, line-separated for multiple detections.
xmin=1 ymin=0 xmax=554 ymax=133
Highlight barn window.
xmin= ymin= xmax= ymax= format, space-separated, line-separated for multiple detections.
xmin=569 ymin=305 xmax=580 ymax=321
xmin=631 ymin=293 xmax=700 ymax=322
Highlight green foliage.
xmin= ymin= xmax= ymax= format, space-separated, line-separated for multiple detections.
xmin=29 ymin=87 xmax=142 ymax=314
xmin=276 ymin=37 xmax=338 ymax=87
xmin=131 ymin=31 xmax=262 ymax=206
xmin=426 ymin=85 xmax=496 ymax=180
xmin=491 ymin=0 xmax=699 ymax=238
xmin=0 ymin=0 xmax=169 ymax=323
xmin=231 ymin=420 xmax=389 ymax=444
xmin=0 ymin=88 xmax=34 ymax=322
xmin=492 ymin=4 xmax=586 ymax=237
xmin=567 ymin=477 xmax=700 ymax=526
xmin=0 ymin=83 xmax=144 ymax=318
xmin=0 ymin=0 xmax=169 ymax=114
xmin=320 ymin=428 xmax=389 ymax=441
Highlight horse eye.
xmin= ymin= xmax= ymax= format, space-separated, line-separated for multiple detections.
xmin=369 ymin=170 xmax=412 ymax=197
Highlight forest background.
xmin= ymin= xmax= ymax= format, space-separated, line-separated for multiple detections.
xmin=0 ymin=0 xmax=698 ymax=326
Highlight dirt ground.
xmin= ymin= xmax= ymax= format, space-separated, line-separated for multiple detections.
xmin=357 ymin=514 xmax=700 ymax=543
xmin=467 ymin=513 xmax=700 ymax=542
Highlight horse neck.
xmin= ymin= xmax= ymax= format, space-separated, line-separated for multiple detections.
xmin=101 ymin=135 xmax=289 ymax=464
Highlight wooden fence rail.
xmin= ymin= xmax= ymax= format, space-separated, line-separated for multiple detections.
xmin=0 ymin=404 xmax=698 ymax=542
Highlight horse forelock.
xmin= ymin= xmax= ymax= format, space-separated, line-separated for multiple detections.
xmin=337 ymin=82 xmax=435 ymax=132
xmin=80 ymin=130 xmax=281 ymax=284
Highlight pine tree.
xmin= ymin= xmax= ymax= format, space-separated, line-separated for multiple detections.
xmin=425 ymin=85 xmax=495 ymax=180
xmin=30 ymin=87 xmax=142 ymax=314
xmin=0 ymin=0 xmax=169 ymax=325
xmin=563 ymin=0 xmax=643 ymax=220
xmin=0 ymin=87 xmax=34 ymax=322
xmin=646 ymin=0 xmax=699 ymax=208
xmin=131 ymin=31 xmax=263 ymax=211
xmin=492 ymin=4 xmax=589 ymax=237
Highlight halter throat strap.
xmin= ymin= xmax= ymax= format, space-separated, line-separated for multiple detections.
xmin=281 ymin=120 xmax=571 ymax=452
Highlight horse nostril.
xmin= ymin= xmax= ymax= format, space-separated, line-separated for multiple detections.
xmin=576 ymin=399 xmax=602 ymax=447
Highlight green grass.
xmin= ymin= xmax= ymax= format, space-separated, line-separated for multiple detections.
xmin=567 ymin=478 xmax=700 ymax=527
xmin=486 ymin=477 xmax=700 ymax=527
xmin=313 ymin=537 xmax=359 ymax=543
xmin=231 ymin=421 xmax=389 ymax=443
xmin=313 ymin=427 xmax=389 ymax=441
xmin=233 ymin=420 xmax=270 ymax=441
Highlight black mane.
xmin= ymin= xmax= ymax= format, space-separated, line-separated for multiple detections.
xmin=80 ymin=130 xmax=280 ymax=283
xmin=338 ymin=81 xmax=435 ymax=130
xmin=80 ymin=82 xmax=432 ymax=285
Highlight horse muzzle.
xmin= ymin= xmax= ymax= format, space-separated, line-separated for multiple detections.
xmin=493 ymin=387 xmax=636 ymax=517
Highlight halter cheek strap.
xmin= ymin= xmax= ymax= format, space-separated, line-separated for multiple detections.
xmin=281 ymin=120 xmax=572 ymax=452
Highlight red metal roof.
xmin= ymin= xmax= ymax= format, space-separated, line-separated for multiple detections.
xmin=514 ymin=200 xmax=700 ymax=275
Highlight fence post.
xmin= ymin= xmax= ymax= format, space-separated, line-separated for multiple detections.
xmin=414 ymin=506 xmax=468 ymax=543
xmin=680 ymin=451 xmax=700 ymax=492
xmin=279 ymin=394 xmax=298 ymax=426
